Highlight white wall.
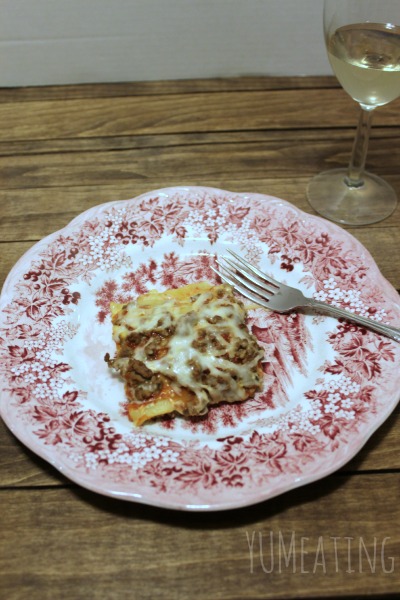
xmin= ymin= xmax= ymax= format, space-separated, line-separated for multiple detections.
xmin=0 ymin=0 xmax=331 ymax=86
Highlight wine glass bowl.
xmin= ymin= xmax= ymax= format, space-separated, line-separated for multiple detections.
xmin=307 ymin=0 xmax=399 ymax=225
xmin=328 ymin=22 xmax=400 ymax=109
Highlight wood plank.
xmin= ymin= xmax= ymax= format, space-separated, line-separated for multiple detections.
xmin=1 ymin=125 xmax=399 ymax=158
xmin=0 ymin=127 xmax=360 ymax=157
xmin=0 ymin=477 xmax=399 ymax=599
xmin=1 ymin=137 xmax=400 ymax=193
xmin=1 ymin=75 xmax=399 ymax=600
xmin=0 ymin=76 xmax=341 ymax=103
xmin=3 ymin=88 xmax=400 ymax=143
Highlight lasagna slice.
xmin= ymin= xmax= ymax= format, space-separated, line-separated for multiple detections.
xmin=105 ymin=281 xmax=264 ymax=426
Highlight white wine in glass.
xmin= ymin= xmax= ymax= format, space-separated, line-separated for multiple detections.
xmin=307 ymin=0 xmax=400 ymax=225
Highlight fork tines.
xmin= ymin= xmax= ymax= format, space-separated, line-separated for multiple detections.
xmin=212 ymin=250 xmax=279 ymax=309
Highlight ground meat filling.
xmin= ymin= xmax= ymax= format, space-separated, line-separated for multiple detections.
xmin=105 ymin=351 xmax=163 ymax=401
xmin=106 ymin=283 xmax=265 ymax=423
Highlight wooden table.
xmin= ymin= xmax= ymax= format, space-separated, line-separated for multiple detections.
xmin=0 ymin=77 xmax=399 ymax=599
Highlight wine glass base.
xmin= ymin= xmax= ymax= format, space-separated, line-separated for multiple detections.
xmin=307 ymin=169 xmax=398 ymax=225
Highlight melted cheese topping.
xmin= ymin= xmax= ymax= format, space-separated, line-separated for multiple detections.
xmin=107 ymin=282 xmax=264 ymax=425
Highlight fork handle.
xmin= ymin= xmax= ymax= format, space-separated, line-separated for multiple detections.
xmin=307 ymin=298 xmax=400 ymax=343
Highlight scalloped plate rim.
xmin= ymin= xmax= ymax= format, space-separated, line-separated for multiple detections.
xmin=1 ymin=185 xmax=399 ymax=511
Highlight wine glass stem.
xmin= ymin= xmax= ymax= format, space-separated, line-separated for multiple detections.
xmin=345 ymin=107 xmax=374 ymax=188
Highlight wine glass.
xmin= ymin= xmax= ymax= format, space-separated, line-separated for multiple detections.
xmin=307 ymin=0 xmax=400 ymax=225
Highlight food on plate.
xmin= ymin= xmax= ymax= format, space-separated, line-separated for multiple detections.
xmin=105 ymin=282 xmax=264 ymax=425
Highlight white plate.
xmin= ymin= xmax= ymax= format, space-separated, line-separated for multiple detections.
xmin=1 ymin=186 xmax=399 ymax=510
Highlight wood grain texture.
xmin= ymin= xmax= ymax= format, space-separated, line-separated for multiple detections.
xmin=0 ymin=76 xmax=341 ymax=103
xmin=3 ymin=125 xmax=400 ymax=158
xmin=1 ymin=135 xmax=400 ymax=188
xmin=0 ymin=88 xmax=399 ymax=144
xmin=0 ymin=88 xmax=399 ymax=141
xmin=0 ymin=477 xmax=399 ymax=600
xmin=0 ymin=77 xmax=399 ymax=600
xmin=0 ymin=88 xmax=387 ymax=143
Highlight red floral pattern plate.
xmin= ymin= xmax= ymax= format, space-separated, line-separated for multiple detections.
xmin=1 ymin=186 xmax=399 ymax=511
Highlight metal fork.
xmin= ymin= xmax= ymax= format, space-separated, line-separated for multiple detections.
xmin=215 ymin=250 xmax=400 ymax=343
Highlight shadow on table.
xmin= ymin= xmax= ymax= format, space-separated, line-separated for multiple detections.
xmin=70 ymin=470 xmax=348 ymax=529
xmin=5 ymin=401 xmax=398 ymax=528
xmin=66 ymin=402 xmax=398 ymax=527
